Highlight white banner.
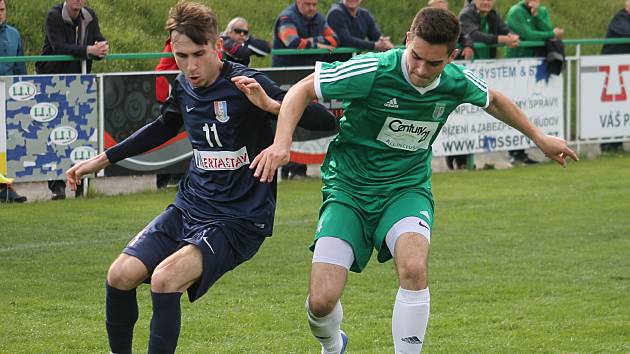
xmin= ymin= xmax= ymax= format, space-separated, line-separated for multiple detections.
xmin=433 ymin=58 xmax=564 ymax=156
xmin=579 ymin=54 xmax=630 ymax=139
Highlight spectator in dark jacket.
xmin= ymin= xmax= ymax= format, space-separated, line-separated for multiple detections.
xmin=221 ymin=16 xmax=271 ymax=67
xmin=602 ymin=0 xmax=630 ymax=55
xmin=459 ymin=0 xmax=520 ymax=60
xmin=36 ymin=0 xmax=108 ymax=199
xmin=324 ymin=0 xmax=393 ymax=62
xmin=600 ymin=0 xmax=630 ymax=153
xmin=272 ymin=0 xmax=338 ymax=67
xmin=36 ymin=0 xmax=108 ymax=75
xmin=0 ymin=0 xmax=27 ymax=76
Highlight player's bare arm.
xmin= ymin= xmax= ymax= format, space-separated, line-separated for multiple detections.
xmin=66 ymin=152 xmax=111 ymax=191
xmin=485 ymin=88 xmax=578 ymax=167
xmin=250 ymin=73 xmax=317 ymax=182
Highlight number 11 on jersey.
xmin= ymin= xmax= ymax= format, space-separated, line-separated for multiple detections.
xmin=203 ymin=123 xmax=223 ymax=147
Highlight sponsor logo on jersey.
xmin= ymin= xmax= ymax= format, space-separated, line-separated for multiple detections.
xmin=376 ymin=117 xmax=439 ymax=151
xmin=50 ymin=126 xmax=78 ymax=146
xmin=432 ymin=103 xmax=446 ymax=119
xmin=384 ymin=98 xmax=399 ymax=108
xmin=194 ymin=146 xmax=249 ymax=171
xmin=213 ymin=101 xmax=230 ymax=122
xmin=30 ymin=102 xmax=58 ymax=122
xmin=9 ymin=82 xmax=37 ymax=101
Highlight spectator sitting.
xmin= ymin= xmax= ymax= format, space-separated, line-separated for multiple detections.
xmin=272 ymin=0 xmax=338 ymax=67
xmin=0 ymin=0 xmax=26 ymax=76
xmin=0 ymin=173 xmax=26 ymax=203
xmin=35 ymin=0 xmax=109 ymax=199
xmin=505 ymin=0 xmax=563 ymax=165
xmin=600 ymin=0 xmax=630 ymax=153
xmin=221 ymin=17 xmax=271 ymax=67
xmin=324 ymin=0 xmax=393 ymax=63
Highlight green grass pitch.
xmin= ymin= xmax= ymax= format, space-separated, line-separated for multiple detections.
xmin=1 ymin=155 xmax=629 ymax=353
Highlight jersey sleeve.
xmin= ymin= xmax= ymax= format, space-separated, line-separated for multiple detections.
xmin=105 ymin=91 xmax=183 ymax=163
xmin=461 ymin=68 xmax=490 ymax=108
xmin=313 ymin=57 xmax=379 ymax=102
xmin=250 ymin=71 xmax=337 ymax=131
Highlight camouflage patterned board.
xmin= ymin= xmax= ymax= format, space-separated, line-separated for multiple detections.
xmin=3 ymin=75 xmax=98 ymax=182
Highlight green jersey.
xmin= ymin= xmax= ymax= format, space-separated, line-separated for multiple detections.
xmin=314 ymin=48 xmax=489 ymax=195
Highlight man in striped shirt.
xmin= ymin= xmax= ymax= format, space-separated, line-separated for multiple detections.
xmin=254 ymin=7 xmax=577 ymax=354
xmin=272 ymin=0 xmax=338 ymax=67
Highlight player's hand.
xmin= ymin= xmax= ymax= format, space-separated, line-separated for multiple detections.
xmin=66 ymin=153 xmax=110 ymax=191
xmin=250 ymin=143 xmax=291 ymax=182
xmin=535 ymin=135 xmax=578 ymax=168
xmin=232 ymin=76 xmax=280 ymax=114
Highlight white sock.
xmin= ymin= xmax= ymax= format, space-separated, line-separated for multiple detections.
xmin=392 ymin=287 xmax=430 ymax=354
xmin=306 ymin=298 xmax=344 ymax=354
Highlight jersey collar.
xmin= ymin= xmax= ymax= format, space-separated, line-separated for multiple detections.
xmin=401 ymin=49 xmax=441 ymax=95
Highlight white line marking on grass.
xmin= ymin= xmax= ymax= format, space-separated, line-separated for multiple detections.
xmin=0 ymin=236 xmax=132 ymax=254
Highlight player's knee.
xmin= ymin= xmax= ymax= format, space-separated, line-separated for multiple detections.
xmin=150 ymin=268 xmax=177 ymax=293
xmin=107 ymin=262 xmax=142 ymax=291
xmin=308 ymin=292 xmax=338 ymax=318
xmin=397 ymin=258 xmax=427 ymax=289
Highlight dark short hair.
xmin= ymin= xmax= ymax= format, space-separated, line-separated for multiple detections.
xmin=166 ymin=1 xmax=218 ymax=45
xmin=410 ymin=7 xmax=460 ymax=53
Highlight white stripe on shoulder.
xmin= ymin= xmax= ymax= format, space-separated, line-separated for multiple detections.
xmin=463 ymin=72 xmax=488 ymax=92
xmin=319 ymin=57 xmax=379 ymax=74
xmin=463 ymin=70 xmax=487 ymax=89
xmin=319 ymin=61 xmax=379 ymax=79
xmin=319 ymin=66 xmax=378 ymax=83
xmin=463 ymin=69 xmax=487 ymax=87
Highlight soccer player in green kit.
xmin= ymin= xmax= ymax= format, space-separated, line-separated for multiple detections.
xmin=252 ymin=7 xmax=578 ymax=354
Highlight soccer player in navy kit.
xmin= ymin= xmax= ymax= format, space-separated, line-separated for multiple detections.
xmin=65 ymin=2 xmax=336 ymax=353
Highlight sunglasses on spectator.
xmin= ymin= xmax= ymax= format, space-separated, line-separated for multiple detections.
xmin=233 ymin=28 xmax=249 ymax=35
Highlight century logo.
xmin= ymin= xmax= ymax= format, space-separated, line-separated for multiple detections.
xmin=70 ymin=146 xmax=97 ymax=164
xmin=30 ymin=102 xmax=58 ymax=123
xmin=9 ymin=81 xmax=37 ymax=101
xmin=388 ymin=119 xmax=432 ymax=143
xmin=50 ymin=126 xmax=78 ymax=146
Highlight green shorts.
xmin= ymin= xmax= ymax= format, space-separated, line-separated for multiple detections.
xmin=310 ymin=186 xmax=434 ymax=273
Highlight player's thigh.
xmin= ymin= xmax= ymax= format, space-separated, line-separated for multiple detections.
xmin=122 ymin=206 xmax=184 ymax=274
xmin=152 ymin=244 xmax=203 ymax=293
xmin=314 ymin=200 xmax=373 ymax=273
xmin=374 ymin=188 xmax=434 ymax=264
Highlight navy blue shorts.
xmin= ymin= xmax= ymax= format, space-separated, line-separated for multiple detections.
xmin=124 ymin=205 xmax=266 ymax=302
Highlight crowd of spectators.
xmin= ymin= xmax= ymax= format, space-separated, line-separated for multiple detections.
xmin=1 ymin=0 xmax=629 ymax=199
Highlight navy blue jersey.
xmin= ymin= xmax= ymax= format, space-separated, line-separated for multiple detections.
xmin=106 ymin=62 xmax=339 ymax=236
xmin=171 ymin=65 xmax=277 ymax=234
